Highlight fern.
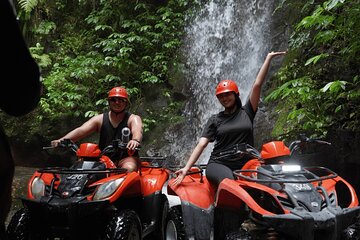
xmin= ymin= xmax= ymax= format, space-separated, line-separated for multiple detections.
xmin=18 ymin=0 xmax=39 ymax=13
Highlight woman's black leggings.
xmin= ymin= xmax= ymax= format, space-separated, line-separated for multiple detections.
xmin=205 ymin=162 xmax=237 ymax=186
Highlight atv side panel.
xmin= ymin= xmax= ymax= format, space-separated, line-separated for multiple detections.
xmin=167 ymin=174 xmax=215 ymax=239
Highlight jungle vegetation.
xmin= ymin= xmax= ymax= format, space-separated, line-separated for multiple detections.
xmin=267 ymin=0 xmax=360 ymax=140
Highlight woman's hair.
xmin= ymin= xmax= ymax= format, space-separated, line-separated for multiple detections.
xmin=235 ymin=93 xmax=242 ymax=108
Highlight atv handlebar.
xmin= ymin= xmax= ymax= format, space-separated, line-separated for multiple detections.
xmin=38 ymin=167 xmax=128 ymax=175
xmin=43 ymin=131 xmax=140 ymax=158
xmin=42 ymin=139 xmax=79 ymax=152
xmin=188 ymin=164 xmax=206 ymax=175
xmin=288 ymin=134 xmax=331 ymax=155
xmin=213 ymin=143 xmax=262 ymax=161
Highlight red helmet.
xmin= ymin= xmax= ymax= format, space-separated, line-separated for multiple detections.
xmin=261 ymin=141 xmax=290 ymax=160
xmin=76 ymin=143 xmax=101 ymax=158
xmin=215 ymin=80 xmax=239 ymax=96
xmin=108 ymin=87 xmax=128 ymax=100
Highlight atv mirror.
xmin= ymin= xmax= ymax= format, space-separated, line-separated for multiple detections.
xmin=122 ymin=127 xmax=130 ymax=143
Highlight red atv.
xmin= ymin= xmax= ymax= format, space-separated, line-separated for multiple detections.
xmin=166 ymin=135 xmax=360 ymax=240
xmin=7 ymin=128 xmax=170 ymax=240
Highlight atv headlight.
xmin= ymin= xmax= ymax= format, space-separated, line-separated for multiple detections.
xmin=31 ymin=177 xmax=45 ymax=199
xmin=93 ymin=178 xmax=125 ymax=200
xmin=282 ymin=165 xmax=301 ymax=172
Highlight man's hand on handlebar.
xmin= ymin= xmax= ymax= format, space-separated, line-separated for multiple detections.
xmin=51 ymin=139 xmax=62 ymax=148
xmin=127 ymin=139 xmax=140 ymax=150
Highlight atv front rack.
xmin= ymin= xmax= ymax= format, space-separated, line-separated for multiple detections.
xmin=37 ymin=167 xmax=127 ymax=175
xmin=140 ymin=156 xmax=167 ymax=168
xmin=233 ymin=166 xmax=338 ymax=184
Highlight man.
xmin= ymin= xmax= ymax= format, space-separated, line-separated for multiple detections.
xmin=51 ymin=87 xmax=143 ymax=172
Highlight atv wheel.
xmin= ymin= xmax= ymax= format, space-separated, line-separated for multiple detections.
xmin=7 ymin=208 xmax=33 ymax=240
xmin=225 ymin=229 xmax=252 ymax=240
xmin=147 ymin=195 xmax=169 ymax=240
xmin=165 ymin=206 xmax=186 ymax=240
xmin=104 ymin=209 xmax=141 ymax=240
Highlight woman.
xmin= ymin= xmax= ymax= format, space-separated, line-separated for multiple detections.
xmin=172 ymin=51 xmax=286 ymax=187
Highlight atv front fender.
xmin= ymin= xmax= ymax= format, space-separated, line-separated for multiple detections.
xmin=216 ymin=178 xmax=275 ymax=215
xmin=168 ymin=175 xmax=215 ymax=209
xmin=140 ymin=168 xmax=169 ymax=196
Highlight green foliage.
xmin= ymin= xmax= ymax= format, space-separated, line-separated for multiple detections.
xmin=29 ymin=43 xmax=51 ymax=68
xmin=18 ymin=0 xmax=39 ymax=13
xmin=3 ymin=0 xmax=192 ymax=144
xmin=25 ymin=0 xmax=190 ymax=121
xmin=268 ymin=0 xmax=360 ymax=140
xmin=305 ymin=53 xmax=329 ymax=66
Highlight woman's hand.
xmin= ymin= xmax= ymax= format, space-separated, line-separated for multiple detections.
xmin=267 ymin=51 xmax=287 ymax=58
xmin=170 ymin=168 xmax=188 ymax=187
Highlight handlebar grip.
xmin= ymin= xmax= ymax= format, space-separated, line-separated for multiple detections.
xmin=289 ymin=136 xmax=331 ymax=154
xmin=314 ymin=139 xmax=331 ymax=145
xmin=42 ymin=146 xmax=54 ymax=150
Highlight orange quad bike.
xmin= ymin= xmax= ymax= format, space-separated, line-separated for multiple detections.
xmin=7 ymin=128 xmax=170 ymax=240
xmin=166 ymin=135 xmax=360 ymax=240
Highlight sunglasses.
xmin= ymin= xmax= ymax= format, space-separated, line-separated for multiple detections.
xmin=108 ymin=97 xmax=127 ymax=103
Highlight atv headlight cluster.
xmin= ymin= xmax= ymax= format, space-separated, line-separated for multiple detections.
xmin=282 ymin=164 xmax=301 ymax=172
xmin=31 ymin=177 xmax=45 ymax=199
xmin=93 ymin=178 xmax=125 ymax=200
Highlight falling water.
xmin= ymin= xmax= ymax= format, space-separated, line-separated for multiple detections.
xmin=163 ymin=0 xmax=276 ymax=165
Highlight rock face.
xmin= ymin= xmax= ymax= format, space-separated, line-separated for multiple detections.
xmin=325 ymin=130 xmax=360 ymax=196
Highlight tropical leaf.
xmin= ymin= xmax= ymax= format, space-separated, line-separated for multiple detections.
xmin=18 ymin=0 xmax=38 ymax=13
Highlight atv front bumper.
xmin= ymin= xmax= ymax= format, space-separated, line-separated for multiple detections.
xmin=21 ymin=196 xmax=110 ymax=237
xmin=263 ymin=206 xmax=360 ymax=240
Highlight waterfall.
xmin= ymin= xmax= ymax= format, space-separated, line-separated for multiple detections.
xmin=163 ymin=0 xmax=275 ymax=165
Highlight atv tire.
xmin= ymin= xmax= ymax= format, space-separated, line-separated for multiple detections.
xmin=225 ymin=229 xmax=252 ymax=240
xmin=342 ymin=219 xmax=360 ymax=240
xmin=104 ymin=209 xmax=141 ymax=240
xmin=6 ymin=208 xmax=47 ymax=240
xmin=7 ymin=208 xmax=32 ymax=240
xmin=165 ymin=206 xmax=186 ymax=240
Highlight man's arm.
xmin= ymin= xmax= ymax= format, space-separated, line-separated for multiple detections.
xmin=127 ymin=114 xmax=143 ymax=150
xmin=51 ymin=114 xmax=102 ymax=146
